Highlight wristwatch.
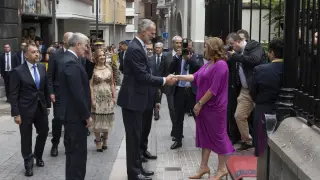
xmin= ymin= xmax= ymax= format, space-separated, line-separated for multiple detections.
xmin=197 ymin=101 xmax=203 ymax=106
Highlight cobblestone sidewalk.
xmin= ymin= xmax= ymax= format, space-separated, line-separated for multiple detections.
xmin=109 ymin=97 xmax=230 ymax=180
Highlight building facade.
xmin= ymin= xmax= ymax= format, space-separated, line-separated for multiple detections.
xmin=89 ymin=0 xmax=126 ymax=46
xmin=157 ymin=0 xmax=205 ymax=54
xmin=0 ymin=0 xmax=20 ymax=51
xmin=123 ymin=0 xmax=137 ymax=41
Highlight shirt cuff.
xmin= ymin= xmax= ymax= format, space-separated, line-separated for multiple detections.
xmin=162 ymin=77 xmax=166 ymax=86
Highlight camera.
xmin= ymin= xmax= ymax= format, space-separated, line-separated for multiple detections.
xmin=224 ymin=44 xmax=233 ymax=51
xmin=182 ymin=38 xmax=190 ymax=56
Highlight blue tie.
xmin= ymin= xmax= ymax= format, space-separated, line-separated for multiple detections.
xmin=33 ymin=64 xmax=40 ymax=89
xmin=180 ymin=60 xmax=187 ymax=86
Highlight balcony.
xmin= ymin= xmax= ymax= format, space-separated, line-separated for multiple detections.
xmin=125 ymin=24 xmax=136 ymax=32
xmin=157 ymin=0 xmax=172 ymax=9
xmin=126 ymin=8 xmax=137 ymax=17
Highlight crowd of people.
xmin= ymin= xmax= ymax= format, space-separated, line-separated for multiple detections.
xmin=0 ymin=18 xmax=286 ymax=180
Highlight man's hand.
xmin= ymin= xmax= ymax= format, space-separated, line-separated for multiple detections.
xmin=155 ymin=103 xmax=161 ymax=111
xmin=50 ymin=94 xmax=55 ymax=103
xmin=14 ymin=116 xmax=21 ymax=125
xmin=228 ymin=50 xmax=235 ymax=57
xmin=165 ymin=74 xmax=177 ymax=86
xmin=47 ymin=108 xmax=51 ymax=115
xmin=86 ymin=117 xmax=93 ymax=128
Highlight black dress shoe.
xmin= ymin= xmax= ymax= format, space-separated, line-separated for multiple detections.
xmin=128 ymin=174 xmax=152 ymax=180
xmin=51 ymin=145 xmax=58 ymax=157
xmin=172 ymin=135 xmax=184 ymax=141
xmin=141 ymin=155 xmax=148 ymax=163
xmin=143 ymin=151 xmax=157 ymax=159
xmin=25 ymin=167 xmax=33 ymax=177
xmin=170 ymin=141 xmax=182 ymax=149
xmin=141 ymin=168 xmax=154 ymax=176
xmin=36 ymin=159 xmax=44 ymax=167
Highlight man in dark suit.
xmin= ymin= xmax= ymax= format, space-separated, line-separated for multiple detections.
xmin=117 ymin=19 xmax=177 ymax=180
xmin=59 ymin=33 xmax=92 ymax=180
xmin=163 ymin=36 xmax=182 ymax=137
xmin=169 ymin=47 xmax=202 ymax=149
xmin=151 ymin=42 xmax=165 ymax=120
xmin=250 ymin=38 xmax=284 ymax=158
xmin=16 ymin=42 xmax=27 ymax=65
xmin=140 ymin=42 xmax=162 ymax=162
xmin=47 ymin=32 xmax=73 ymax=157
xmin=1 ymin=44 xmax=20 ymax=102
xmin=118 ymin=41 xmax=128 ymax=74
xmin=10 ymin=44 xmax=51 ymax=177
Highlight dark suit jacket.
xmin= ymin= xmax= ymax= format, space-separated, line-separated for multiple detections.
xmin=47 ymin=48 xmax=65 ymax=94
xmin=59 ymin=51 xmax=91 ymax=123
xmin=169 ymin=53 xmax=202 ymax=95
xmin=162 ymin=51 xmax=175 ymax=95
xmin=0 ymin=52 xmax=20 ymax=77
xmin=117 ymin=38 xmax=163 ymax=112
xmin=250 ymin=62 xmax=284 ymax=104
xmin=149 ymin=53 xmax=165 ymax=77
xmin=118 ymin=51 xmax=125 ymax=73
xmin=10 ymin=63 xmax=51 ymax=119
xmin=16 ymin=51 xmax=25 ymax=64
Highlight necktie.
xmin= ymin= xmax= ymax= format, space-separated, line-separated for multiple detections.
xmin=33 ymin=64 xmax=40 ymax=89
xmin=180 ymin=60 xmax=187 ymax=86
xmin=156 ymin=55 xmax=160 ymax=68
xmin=6 ymin=54 xmax=10 ymax=71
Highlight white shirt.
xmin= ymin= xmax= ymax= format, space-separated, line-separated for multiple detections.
xmin=5 ymin=52 xmax=12 ymax=71
xmin=172 ymin=50 xmax=176 ymax=57
xmin=67 ymin=49 xmax=78 ymax=59
xmin=135 ymin=37 xmax=166 ymax=86
xmin=156 ymin=53 xmax=162 ymax=65
xmin=26 ymin=61 xmax=40 ymax=83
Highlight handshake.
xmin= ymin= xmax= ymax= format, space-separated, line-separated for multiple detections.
xmin=165 ymin=74 xmax=179 ymax=86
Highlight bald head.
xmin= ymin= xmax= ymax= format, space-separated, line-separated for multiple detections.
xmin=63 ymin=32 xmax=73 ymax=48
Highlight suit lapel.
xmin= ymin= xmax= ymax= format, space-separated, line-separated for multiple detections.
xmin=23 ymin=62 xmax=37 ymax=89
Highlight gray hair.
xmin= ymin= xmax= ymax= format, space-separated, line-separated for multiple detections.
xmin=172 ymin=35 xmax=182 ymax=42
xmin=155 ymin=42 xmax=163 ymax=48
xmin=68 ymin=33 xmax=89 ymax=47
xmin=138 ymin=19 xmax=155 ymax=33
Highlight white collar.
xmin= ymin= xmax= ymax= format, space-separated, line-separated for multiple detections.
xmin=172 ymin=50 xmax=176 ymax=57
xmin=26 ymin=60 xmax=37 ymax=69
xmin=67 ymin=49 xmax=78 ymax=59
xmin=135 ymin=36 xmax=145 ymax=48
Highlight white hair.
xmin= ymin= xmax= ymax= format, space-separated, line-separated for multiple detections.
xmin=68 ymin=33 xmax=89 ymax=47
xmin=155 ymin=42 xmax=163 ymax=48
xmin=138 ymin=19 xmax=155 ymax=33
xmin=172 ymin=35 xmax=182 ymax=42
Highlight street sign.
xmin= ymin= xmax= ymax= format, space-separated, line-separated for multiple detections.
xmin=162 ymin=32 xmax=168 ymax=39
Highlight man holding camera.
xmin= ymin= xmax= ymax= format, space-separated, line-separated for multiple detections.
xmin=226 ymin=32 xmax=266 ymax=151
xmin=169 ymin=38 xmax=202 ymax=149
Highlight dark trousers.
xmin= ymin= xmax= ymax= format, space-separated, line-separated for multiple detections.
xmin=173 ymin=87 xmax=196 ymax=142
xmin=3 ymin=71 xmax=11 ymax=100
xmin=140 ymin=109 xmax=153 ymax=152
xmin=64 ymin=122 xmax=87 ymax=180
xmin=51 ymin=86 xmax=63 ymax=145
xmin=19 ymin=103 xmax=49 ymax=165
xmin=165 ymin=94 xmax=176 ymax=136
xmin=122 ymin=108 xmax=143 ymax=177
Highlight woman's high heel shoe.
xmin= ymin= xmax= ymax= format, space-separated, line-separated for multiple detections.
xmin=188 ymin=167 xmax=210 ymax=179
xmin=95 ymin=140 xmax=103 ymax=152
xmin=209 ymin=169 xmax=228 ymax=180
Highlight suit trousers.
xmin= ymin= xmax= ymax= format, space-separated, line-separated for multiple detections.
xmin=165 ymin=94 xmax=176 ymax=136
xmin=64 ymin=122 xmax=88 ymax=180
xmin=140 ymin=109 xmax=153 ymax=152
xmin=3 ymin=71 xmax=11 ymax=100
xmin=173 ymin=87 xmax=196 ymax=142
xmin=19 ymin=103 xmax=49 ymax=163
xmin=51 ymin=86 xmax=63 ymax=145
xmin=122 ymin=108 xmax=143 ymax=177
xmin=234 ymin=88 xmax=255 ymax=144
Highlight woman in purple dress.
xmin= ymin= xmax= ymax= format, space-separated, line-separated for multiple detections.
xmin=174 ymin=37 xmax=234 ymax=180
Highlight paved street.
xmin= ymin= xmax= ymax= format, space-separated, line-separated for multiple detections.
xmin=0 ymin=95 xmax=125 ymax=180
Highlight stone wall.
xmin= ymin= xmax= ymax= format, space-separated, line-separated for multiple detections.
xmin=267 ymin=117 xmax=320 ymax=180
xmin=0 ymin=0 xmax=20 ymax=51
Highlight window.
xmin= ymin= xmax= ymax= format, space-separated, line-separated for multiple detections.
xmin=126 ymin=2 xmax=133 ymax=8
xmin=126 ymin=18 xmax=133 ymax=24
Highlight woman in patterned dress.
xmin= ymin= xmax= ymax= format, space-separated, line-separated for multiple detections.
xmin=90 ymin=48 xmax=116 ymax=152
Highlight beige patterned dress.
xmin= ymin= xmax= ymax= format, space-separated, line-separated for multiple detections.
xmin=91 ymin=64 xmax=115 ymax=132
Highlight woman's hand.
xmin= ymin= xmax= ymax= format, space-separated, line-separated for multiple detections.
xmin=193 ymin=103 xmax=202 ymax=116
xmin=91 ymin=98 xmax=95 ymax=108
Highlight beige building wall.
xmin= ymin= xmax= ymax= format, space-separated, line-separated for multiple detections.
xmin=101 ymin=0 xmax=126 ymax=24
